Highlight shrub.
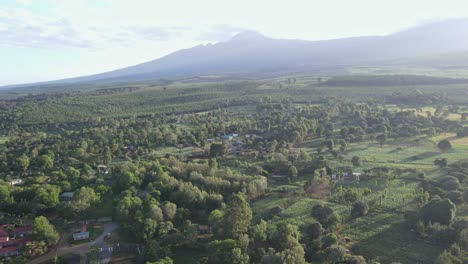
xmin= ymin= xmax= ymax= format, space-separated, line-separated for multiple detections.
xmin=351 ymin=201 xmax=369 ymax=218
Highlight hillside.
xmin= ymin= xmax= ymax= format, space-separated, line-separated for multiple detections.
xmin=4 ymin=18 xmax=468 ymax=88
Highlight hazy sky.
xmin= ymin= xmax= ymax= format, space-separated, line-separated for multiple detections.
xmin=1 ymin=0 xmax=468 ymax=85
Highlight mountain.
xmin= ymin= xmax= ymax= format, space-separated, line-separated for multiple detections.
xmin=6 ymin=18 xmax=468 ymax=87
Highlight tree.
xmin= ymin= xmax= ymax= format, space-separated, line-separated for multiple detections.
xmin=305 ymin=222 xmax=323 ymax=241
xmin=437 ymin=140 xmax=452 ymax=152
xmin=376 ymin=134 xmax=387 ymax=147
xmin=114 ymin=170 xmax=140 ymax=193
xmin=207 ymin=239 xmax=249 ymax=264
xmin=267 ymin=140 xmax=278 ymax=153
xmin=420 ymin=196 xmax=456 ymax=225
xmin=288 ymin=166 xmax=298 ymax=178
xmin=458 ymin=228 xmax=468 ymax=250
xmin=344 ymin=255 xmax=367 ymax=264
xmin=37 ymin=155 xmax=54 ymax=171
xmin=71 ymin=187 xmax=100 ymax=216
xmin=222 ymin=193 xmax=252 ymax=239
xmin=0 ymin=185 xmax=13 ymax=207
xmin=321 ymin=233 xmax=338 ymax=248
xmin=17 ymin=154 xmax=30 ymax=172
xmin=251 ymin=219 xmax=268 ymax=242
xmin=146 ymin=257 xmax=174 ymax=264
xmin=311 ymin=204 xmax=333 ymax=224
xmin=33 ymin=216 xmax=59 ymax=246
xmin=269 ymin=222 xmax=306 ymax=264
xmin=325 ymin=139 xmax=334 ymax=151
xmin=351 ymin=156 xmax=362 ymax=167
xmin=34 ymin=185 xmax=60 ymax=210
xmin=440 ymin=177 xmax=461 ymax=191
xmin=434 ymin=158 xmax=448 ymax=168
xmin=209 ymin=209 xmax=224 ymax=236
xmin=340 ymin=127 xmax=349 ymax=138
xmin=323 ymin=246 xmax=347 ymax=263
xmin=143 ymin=218 xmax=158 ymax=241
xmin=143 ymin=240 xmax=167 ymax=263
xmin=351 ymin=201 xmax=369 ymax=218
xmin=162 ymin=202 xmax=177 ymax=221
xmin=311 ymin=204 xmax=341 ymax=230
xmin=210 ymin=143 xmax=227 ymax=157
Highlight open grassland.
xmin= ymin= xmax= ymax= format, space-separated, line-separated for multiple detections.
xmin=343 ymin=136 xmax=468 ymax=169
xmin=343 ymin=212 xmax=445 ymax=264
xmin=252 ymin=192 xmax=349 ymax=228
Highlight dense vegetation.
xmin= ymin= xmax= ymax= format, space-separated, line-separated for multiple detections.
xmin=1 ymin=75 xmax=468 ymax=263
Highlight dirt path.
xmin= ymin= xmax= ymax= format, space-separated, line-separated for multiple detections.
xmin=27 ymin=222 xmax=118 ymax=264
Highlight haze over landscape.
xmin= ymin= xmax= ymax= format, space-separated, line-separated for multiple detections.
xmin=2 ymin=0 xmax=468 ymax=86
xmin=3 ymin=1 xmax=468 ymax=264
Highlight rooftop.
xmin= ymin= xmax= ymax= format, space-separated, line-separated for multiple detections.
xmin=60 ymin=192 xmax=74 ymax=198
xmin=0 ymin=246 xmax=19 ymax=254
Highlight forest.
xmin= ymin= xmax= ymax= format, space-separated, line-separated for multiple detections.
xmin=0 ymin=75 xmax=468 ymax=264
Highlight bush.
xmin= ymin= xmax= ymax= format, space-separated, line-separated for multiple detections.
xmin=311 ymin=205 xmax=341 ymax=230
xmin=269 ymin=206 xmax=284 ymax=217
xmin=420 ymin=197 xmax=456 ymax=225
xmin=351 ymin=156 xmax=362 ymax=167
xmin=449 ymin=172 xmax=468 ymax=183
xmin=321 ymin=233 xmax=338 ymax=248
xmin=441 ymin=179 xmax=461 ymax=191
xmin=306 ymin=222 xmax=324 ymax=241
xmin=351 ymin=201 xmax=369 ymax=218
xmin=446 ymin=191 xmax=464 ymax=205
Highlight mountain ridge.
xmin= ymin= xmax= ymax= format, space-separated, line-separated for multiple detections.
xmin=4 ymin=18 xmax=468 ymax=88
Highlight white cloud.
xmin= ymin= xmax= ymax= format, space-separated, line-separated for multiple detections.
xmin=1 ymin=0 xmax=468 ymax=85
xmin=4 ymin=0 xmax=468 ymax=50
xmin=15 ymin=0 xmax=32 ymax=6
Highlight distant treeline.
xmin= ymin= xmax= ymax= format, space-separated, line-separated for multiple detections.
xmin=322 ymin=75 xmax=468 ymax=87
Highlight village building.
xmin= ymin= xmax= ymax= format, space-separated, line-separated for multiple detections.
xmin=0 ymin=225 xmax=32 ymax=258
xmin=221 ymin=134 xmax=239 ymax=140
xmin=96 ymin=165 xmax=109 ymax=174
xmin=73 ymin=223 xmax=90 ymax=241
xmin=59 ymin=192 xmax=74 ymax=202
xmin=197 ymin=225 xmax=211 ymax=235
xmin=10 ymin=179 xmax=22 ymax=186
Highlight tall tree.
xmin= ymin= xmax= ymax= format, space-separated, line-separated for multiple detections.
xmin=33 ymin=216 xmax=59 ymax=246
xmin=222 ymin=193 xmax=252 ymax=239
xmin=17 ymin=154 xmax=30 ymax=172
xmin=37 ymin=155 xmax=54 ymax=171
xmin=71 ymin=187 xmax=100 ymax=216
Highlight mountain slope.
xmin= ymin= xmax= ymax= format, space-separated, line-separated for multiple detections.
xmin=8 ymin=18 xmax=468 ymax=86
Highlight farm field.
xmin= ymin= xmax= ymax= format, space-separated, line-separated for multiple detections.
xmin=1 ymin=74 xmax=468 ymax=264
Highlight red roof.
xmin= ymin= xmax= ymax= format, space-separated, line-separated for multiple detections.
xmin=0 ymin=237 xmax=28 ymax=247
xmin=0 ymin=246 xmax=19 ymax=254
xmin=80 ymin=224 xmax=87 ymax=232
xmin=0 ymin=225 xmax=10 ymax=240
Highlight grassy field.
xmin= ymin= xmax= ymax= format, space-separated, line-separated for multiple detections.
xmin=252 ymin=182 xmax=349 ymax=228
xmin=343 ymin=212 xmax=444 ymax=263
xmin=253 ymin=129 xmax=468 ymax=262
xmin=149 ymin=146 xmax=204 ymax=157
xmin=0 ymin=136 xmax=9 ymax=144
xmin=342 ymin=136 xmax=468 ymax=170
